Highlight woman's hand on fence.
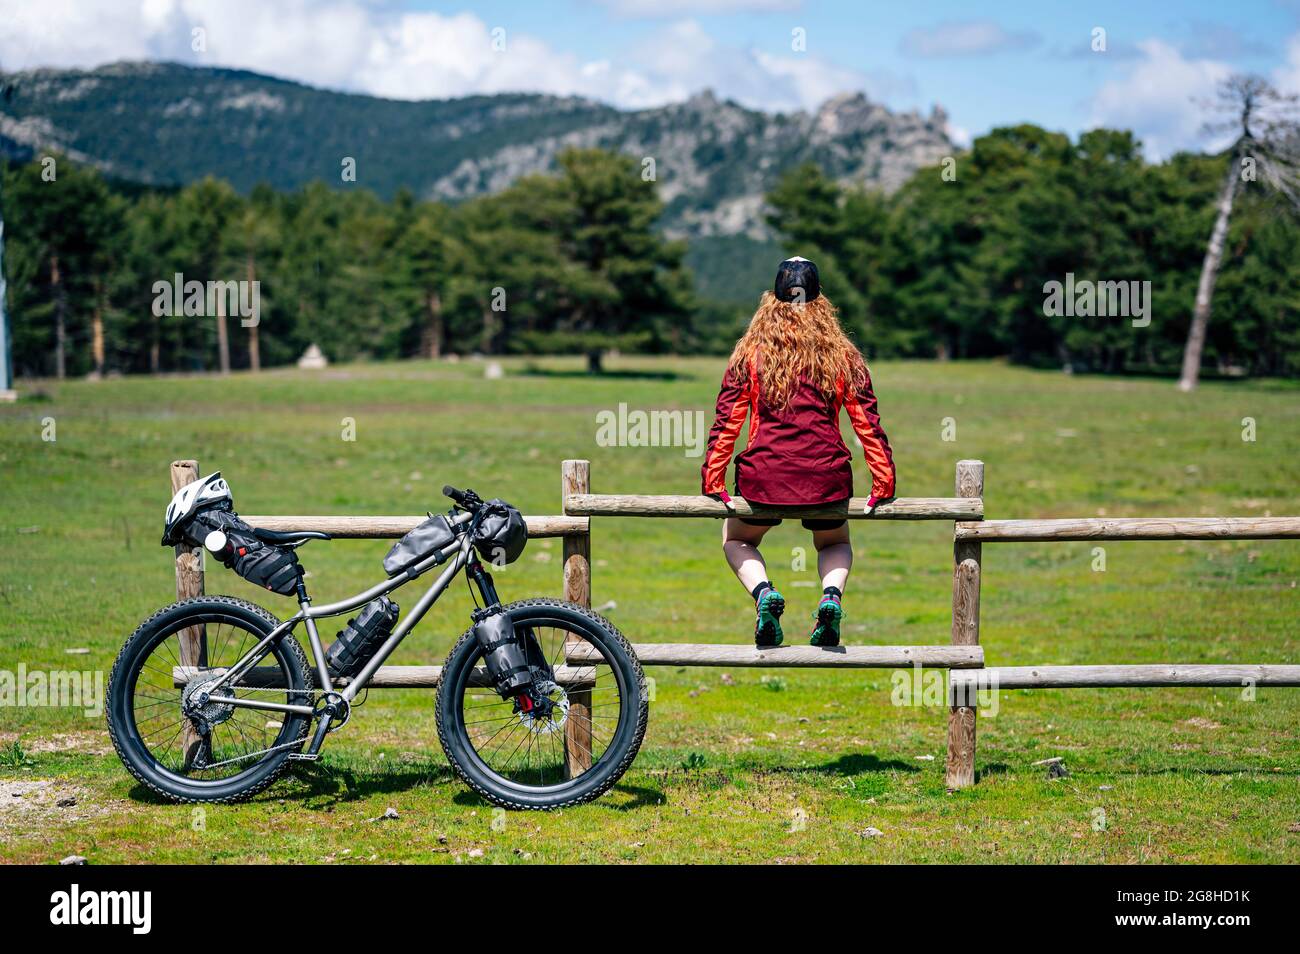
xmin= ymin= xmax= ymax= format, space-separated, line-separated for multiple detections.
xmin=864 ymin=494 xmax=892 ymax=515
xmin=709 ymin=491 xmax=737 ymax=514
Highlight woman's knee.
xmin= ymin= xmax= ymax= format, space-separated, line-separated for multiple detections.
xmin=723 ymin=517 xmax=769 ymax=546
xmin=812 ymin=524 xmax=851 ymax=550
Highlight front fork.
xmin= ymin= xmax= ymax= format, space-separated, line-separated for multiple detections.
xmin=467 ymin=555 xmax=501 ymax=606
xmin=466 ymin=555 xmax=551 ymax=702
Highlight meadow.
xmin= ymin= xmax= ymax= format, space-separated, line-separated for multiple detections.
xmin=1 ymin=355 xmax=1298 ymax=863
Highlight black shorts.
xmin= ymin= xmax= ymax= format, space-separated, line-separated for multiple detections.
xmin=739 ymin=516 xmax=847 ymax=531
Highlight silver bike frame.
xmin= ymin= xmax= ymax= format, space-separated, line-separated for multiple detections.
xmin=201 ymin=510 xmax=478 ymax=717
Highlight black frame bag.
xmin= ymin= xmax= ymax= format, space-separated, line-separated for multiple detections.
xmin=384 ymin=514 xmax=457 ymax=577
xmin=472 ymin=499 xmax=527 ymax=566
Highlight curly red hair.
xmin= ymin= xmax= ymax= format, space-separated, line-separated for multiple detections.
xmin=728 ymin=292 xmax=867 ymax=409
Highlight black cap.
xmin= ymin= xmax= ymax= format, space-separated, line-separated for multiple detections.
xmin=774 ymin=257 xmax=820 ymax=303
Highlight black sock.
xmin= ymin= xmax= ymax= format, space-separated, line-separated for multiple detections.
xmin=823 ymin=586 xmax=842 ymax=601
xmin=751 ymin=581 xmax=773 ymax=603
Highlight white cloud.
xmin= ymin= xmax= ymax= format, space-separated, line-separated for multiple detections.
xmin=900 ymin=20 xmax=1040 ymax=58
xmin=616 ymin=18 xmax=874 ymax=111
xmin=595 ymin=0 xmax=800 ymax=16
xmin=1088 ymin=39 xmax=1234 ymax=159
xmin=2 ymin=0 xmax=156 ymax=69
xmin=0 ymin=1 xmax=900 ymax=115
xmin=1272 ymin=31 xmax=1300 ymax=96
xmin=587 ymin=18 xmax=911 ymax=112
xmin=755 ymin=48 xmax=915 ymax=108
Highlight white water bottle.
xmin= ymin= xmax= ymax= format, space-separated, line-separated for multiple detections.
xmin=203 ymin=529 xmax=229 ymax=558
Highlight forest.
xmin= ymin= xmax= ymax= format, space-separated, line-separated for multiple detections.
xmin=3 ymin=124 xmax=1297 ymax=380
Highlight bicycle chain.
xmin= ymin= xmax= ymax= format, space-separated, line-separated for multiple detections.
xmin=192 ymin=738 xmax=310 ymax=771
xmin=187 ymin=685 xmax=322 ymax=771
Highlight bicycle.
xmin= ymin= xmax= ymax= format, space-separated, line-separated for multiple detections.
xmin=107 ymin=482 xmax=648 ymax=809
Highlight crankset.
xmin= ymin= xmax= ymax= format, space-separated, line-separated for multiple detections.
xmin=312 ymin=691 xmax=351 ymax=730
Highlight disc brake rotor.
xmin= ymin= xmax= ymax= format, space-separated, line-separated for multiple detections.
xmin=517 ymin=680 xmax=569 ymax=735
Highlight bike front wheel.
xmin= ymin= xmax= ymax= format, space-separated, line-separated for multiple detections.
xmin=435 ymin=598 xmax=647 ymax=809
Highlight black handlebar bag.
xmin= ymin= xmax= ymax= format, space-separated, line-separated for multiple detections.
xmin=472 ymin=499 xmax=527 ymax=566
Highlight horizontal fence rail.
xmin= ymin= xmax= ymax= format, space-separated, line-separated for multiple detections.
xmin=951 ymin=664 xmax=1300 ymax=691
xmin=243 ymin=514 xmax=588 ymax=538
xmin=172 ymin=664 xmax=597 ymax=689
xmin=955 ymin=516 xmax=1300 ymax=542
xmin=564 ymin=493 xmax=984 ymax=521
xmin=566 ymin=641 xmax=984 ymax=669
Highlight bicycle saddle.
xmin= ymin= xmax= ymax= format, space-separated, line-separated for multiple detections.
xmin=252 ymin=528 xmax=331 ymax=546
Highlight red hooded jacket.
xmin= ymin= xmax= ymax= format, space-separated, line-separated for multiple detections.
xmin=700 ymin=362 xmax=895 ymax=507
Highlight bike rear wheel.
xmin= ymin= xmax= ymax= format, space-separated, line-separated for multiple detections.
xmin=435 ymin=598 xmax=647 ymax=809
xmin=106 ymin=596 xmax=314 ymax=803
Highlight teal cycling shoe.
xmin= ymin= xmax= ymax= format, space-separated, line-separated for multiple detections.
xmin=754 ymin=589 xmax=785 ymax=648
xmin=809 ymin=596 xmax=842 ymax=647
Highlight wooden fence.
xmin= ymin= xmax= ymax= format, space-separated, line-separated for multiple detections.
xmin=169 ymin=457 xmax=1300 ymax=789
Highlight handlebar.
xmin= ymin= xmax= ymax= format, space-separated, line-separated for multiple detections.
xmin=443 ymin=485 xmax=483 ymax=511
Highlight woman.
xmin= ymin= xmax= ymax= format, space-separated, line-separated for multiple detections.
xmin=701 ymin=257 xmax=895 ymax=648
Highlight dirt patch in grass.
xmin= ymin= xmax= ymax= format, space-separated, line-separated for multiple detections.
xmin=0 ymin=731 xmax=113 ymax=756
xmin=0 ymin=778 xmax=109 ymax=841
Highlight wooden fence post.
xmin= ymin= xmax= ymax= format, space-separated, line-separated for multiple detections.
xmin=170 ymin=459 xmax=208 ymax=767
xmin=946 ymin=459 xmax=984 ymax=789
xmin=562 ymin=459 xmax=593 ymax=778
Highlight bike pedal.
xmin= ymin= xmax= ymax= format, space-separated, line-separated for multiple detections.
xmin=288 ymin=753 xmax=319 ymax=761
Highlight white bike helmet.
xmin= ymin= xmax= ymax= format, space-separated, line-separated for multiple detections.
xmin=162 ymin=471 xmax=232 ymax=545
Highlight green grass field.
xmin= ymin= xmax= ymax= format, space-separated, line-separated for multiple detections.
xmin=1 ymin=356 xmax=1298 ymax=863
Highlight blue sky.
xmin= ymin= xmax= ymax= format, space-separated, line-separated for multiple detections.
xmin=477 ymin=0 xmax=1297 ymax=145
xmin=4 ymin=0 xmax=1299 ymax=157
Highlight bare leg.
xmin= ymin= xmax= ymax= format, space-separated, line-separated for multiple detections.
xmin=722 ymin=518 xmax=772 ymax=593
xmin=813 ymin=523 xmax=852 ymax=592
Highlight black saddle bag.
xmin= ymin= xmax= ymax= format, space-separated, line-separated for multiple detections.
xmin=186 ymin=508 xmax=301 ymax=596
xmin=229 ymin=543 xmax=301 ymax=596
